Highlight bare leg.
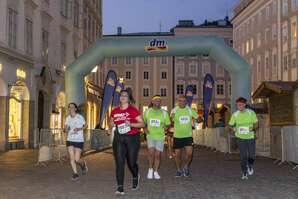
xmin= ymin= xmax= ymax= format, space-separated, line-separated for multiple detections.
xmin=68 ymin=146 xmax=77 ymax=174
xmin=174 ymin=149 xmax=182 ymax=171
xmin=154 ymin=150 xmax=161 ymax=171
xmin=148 ymin=147 xmax=155 ymax=169
xmin=184 ymin=146 xmax=193 ymax=168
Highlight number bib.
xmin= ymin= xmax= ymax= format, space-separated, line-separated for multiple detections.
xmin=238 ymin=126 xmax=250 ymax=134
xmin=179 ymin=116 xmax=190 ymax=124
xmin=149 ymin=119 xmax=161 ymax=127
xmin=118 ymin=123 xmax=131 ymax=134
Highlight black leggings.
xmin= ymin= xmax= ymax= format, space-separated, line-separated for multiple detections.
xmin=113 ymin=133 xmax=140 ymax=187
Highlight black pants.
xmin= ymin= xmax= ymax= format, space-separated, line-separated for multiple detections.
xmin=113 ymin=133 xmax=140 ymax=187
xmin=236 ymin=138 xmax=256 ymax=174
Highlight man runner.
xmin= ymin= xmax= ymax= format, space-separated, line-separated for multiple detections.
xmin=171 ymin=95 xmax=199 ymax=177
xmin=143 ymin=95 xmax=171 ymax=179
xmin=229 ymin=97 xmax=258 ymax=180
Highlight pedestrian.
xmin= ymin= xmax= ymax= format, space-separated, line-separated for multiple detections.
xmin=109 ymin=89 xmax=145 ymax=195
xmin=143 ymin=95 xmax=171 ymax=180
xmin=228 ymin=97 xmax=258 ymax=180
xmin=166 ymin=123 xmax=174 ymax=159
xmin=170 ymin=95 xmax=199 ymax=177
xmin=65 ymin=102 xmax=88 ymax=181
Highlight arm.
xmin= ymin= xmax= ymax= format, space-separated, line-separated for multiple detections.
xmin=128 ymin=115 xmax=145 ymax=128
xmin=107 ymin=118 xmax=115 ymax=135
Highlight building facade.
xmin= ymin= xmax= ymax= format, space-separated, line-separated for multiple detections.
xmin=172 ymin=19 xmax=233 ymax=110
xmin=102 ymin=32 xmax=175 ymax=114
xmin=232 ymin=0 xmax=298 ymax=93
xmin=101 ymin=18 xmax=232 ymax=115
xmin=0 ymin=0 xmax=102 ymax=151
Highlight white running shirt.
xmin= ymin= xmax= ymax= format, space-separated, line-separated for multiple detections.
xmin=65 ymin=114 xmax=86 ymax=142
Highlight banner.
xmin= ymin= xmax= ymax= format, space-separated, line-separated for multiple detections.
xmin=98 ymin=70 xmax=117 ymax=129
xmin=203 ymin=74 xmax=214 ymax=128
xmin=112 ymin=80 xmax=125 ymax=108
xmin=185 ymin=85 xmax=194 ymax=107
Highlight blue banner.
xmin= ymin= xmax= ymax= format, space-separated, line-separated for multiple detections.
xmin=203 ymin=74 xmax=214 ymax=128
xmin=98 ymin=70 xmax=117 ymax=128
xmin=112 ymin=80 xmax=125 ymax=108
xmin=185 ymin=85 xmax=194 ymax=107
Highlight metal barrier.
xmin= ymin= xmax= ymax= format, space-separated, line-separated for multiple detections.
xmin=193 ymin=127 xmax=271 ymax=156
xmin=37 ymin=129 xmax=111 ymax=165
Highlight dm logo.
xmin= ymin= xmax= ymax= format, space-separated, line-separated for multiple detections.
xmin=145 ymin=39 xmax=168 ymax=52
xmin=107 ymin=78 xmax=115 ymax=87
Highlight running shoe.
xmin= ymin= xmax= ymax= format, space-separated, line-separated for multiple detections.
xmin=72 ymin=173 xmax=79 ymax=181
xmin=132 ymin=174 xmax=140 ymax=190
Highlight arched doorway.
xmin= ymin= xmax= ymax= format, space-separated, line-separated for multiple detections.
xmin=8 ymin=81 xmax=30 ymax=147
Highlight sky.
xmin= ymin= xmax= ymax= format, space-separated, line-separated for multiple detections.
xmin=103 ymin=0 xmax=240 ymax=35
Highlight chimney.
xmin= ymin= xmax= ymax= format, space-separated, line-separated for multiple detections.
xmin=117 ymin=27 xmax=122 ymax=35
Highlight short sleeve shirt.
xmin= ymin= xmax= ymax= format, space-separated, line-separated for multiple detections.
xmin=111 ymin=105 xmax=141 ymax=135
xmin=229 ymin=109 xmax=258 ymax=139
xmin=171 ymin=106 xmax=199 ymax=138
xmin=65 ymin=114 xmax=86 ymax=142
xmin=143 ymin=108 xmax=171 ymax=140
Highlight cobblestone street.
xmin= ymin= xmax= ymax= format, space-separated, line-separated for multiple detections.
xmin=0 ymin=146 xmax=297 ymax=199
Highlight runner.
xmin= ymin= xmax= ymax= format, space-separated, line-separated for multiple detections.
xmin=109 ymin=89 xmax=144 ymax=195
xmin=171 ymin=95 xmax=199 ymax=177
xmin=143 ymin=95 xmax=171 ymax=180
xmin=65 ymin=103 xmax=88 ymax=181
xmin=228 ymin=97 xmax=258 ymax=180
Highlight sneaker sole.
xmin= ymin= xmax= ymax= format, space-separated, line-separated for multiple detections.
xmin=115 ymin=191 xmax=125 ymax=195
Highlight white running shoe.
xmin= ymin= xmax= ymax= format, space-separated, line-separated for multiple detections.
xmin=241 ymin=173 xmax=248 ymax=180
xmin=147 ymin=168 xmax=154 ymax=179
xmin=153 ymin=171 xmax=161 ymax=180
xmin=248 ymin=167 xmax=254 ymax=176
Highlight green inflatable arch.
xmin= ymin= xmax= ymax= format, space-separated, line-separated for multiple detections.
xmin=65 ymin=36 xmax=251 ymax=111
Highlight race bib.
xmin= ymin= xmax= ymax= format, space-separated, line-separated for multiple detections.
xmin=179 ymin=116 xmax=190 ymax=124
xmin=118 ymin=123 xmax=131 ymax=134
xmin=149 ymin=119 xmax=161 ymax=127
xmin=239 ymin=126 xmax=250 ymax=134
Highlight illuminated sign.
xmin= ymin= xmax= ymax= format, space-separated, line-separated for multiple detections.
xmin=16 ymin=69 xmax=26 ymax=79
xmin=145 ymin=39 xmax=168 ymax=52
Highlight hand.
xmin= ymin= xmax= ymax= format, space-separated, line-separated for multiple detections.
xmin=125 ymin=120 xmax=131 ymax=127
xmin=144 ymin=128 xmax=149 ymax=134
xmin=107 ymin=129 xmax=112 ymax=136
xmin=73 ymin=128 xmax=79 ymax=133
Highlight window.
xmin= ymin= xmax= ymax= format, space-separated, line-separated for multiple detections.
xmin=111 ymin=57 xmax=117 ymax=65
xmin=283 ymin=55 xmax=288 ymax=71
xmin=189 ymin=63 xmax=197 ymax=76
xmin=176 ymin=63 xmax=185 ymax=76
xmin=143 ymin=88 xmax=149 ymax=97
xmin=265 ymin=28 xmax=270 ymax=43
xmin=125 ymin=57 xmax=132 ymax=65
xmin=144 ymin=71 xmax=149 ymax=80
xmin=61 ymin=0 xmax=70 ymax=18
xmin=61 ymin=41 xmax=66 ymax=65
xmin=161 ymin=57 xmax=167 ymax=64
xmin=216 ymin=65 xmax=225 ymax=77
xmin=291 ymin=21 xmax=297 ymax=42
xmin=42 ymin=29 xmax=49 ymax=62
xmin=282 ymin=23 xmax=288 ymax=43
xmin=283 ymin=0 xmax=288 ymax=16
xmin=250 ymin=38 xmax=254 ymax=51
xmin=216 ymin=84 xmax=224 ymax=95
xmin=292 ymin=57 xmax=297 ymax=68
xmin=202 ymin=62 xmax=211 ymax=77
xmin=246 ymin=40 xmax=250 ymax=53
xmin=144 ymin=57 xmax=149 ymax=65
xmin=25 ymin=19 xmax=33 ymax=55
xmin=161 ymin=71 xmax=167 ymax=79
xmin=273 ymin=1 xmax=277 ymax=15
xmin=83 ymin=6 xmax=87 ymax=38
xmin=272 ymin=52 xmax=278 ymax=79
xmin=292 ymin=0 xmax=298 ymax=11
xmin=176 ymin=84 xmax=184 ymax=95
xmin=125 ymin=71 xmax=131 ymax=80
xmin=257 ymin=56 xmax=262 ymax=83
xmin=8 ymin=8 xmax=17 ymax=48
xmin=73 ymin=0 xmax=80 ymax=27
xmin=265 ymin=53 xmax=270 ymax=80
xmin=229 ymin=84 xmax=232 ymax=96
xmin=257 ymin=32 xmax=261 ymax=47
xmin=189 ymin=84 xmax=197 ymax=95
xmin=160 ymin=88 xmax=167 ymax=97
xmin=272 ymin=24 xmax=277 ymax=40
xmin=266 ymin=6 xmax=270 ymax=20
